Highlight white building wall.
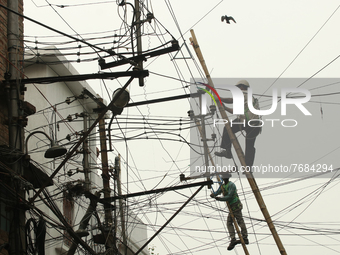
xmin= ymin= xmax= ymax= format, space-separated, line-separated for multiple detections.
xmin=24 ymin=48 xmax=101 ymax=255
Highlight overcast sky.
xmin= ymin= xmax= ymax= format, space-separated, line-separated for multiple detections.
xmin=23 ymin=1 xmax=340 ymax=254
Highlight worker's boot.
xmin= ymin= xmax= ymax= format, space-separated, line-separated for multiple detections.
xmin=227 ymin=238 xmax=238 ymax=251
xmin=214 ymin=149 xmax=232 ymax=158
xmin=233 ymin=237 xmax=249 ymax=247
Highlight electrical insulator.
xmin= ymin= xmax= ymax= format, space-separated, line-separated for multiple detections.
xmin=66 ymin=134 xmax=71 ymax=141
xmin=179 ymin=174 xmax=185 ymax=182
xmin=209 ymin=105 xmax=216 ymax=115
xmin=187 ymin=110 xmax=194 ymax=120
xmin=147 ymin=13 xmax=154 ymax=23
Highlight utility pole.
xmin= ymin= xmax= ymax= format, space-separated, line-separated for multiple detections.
xmin=197 ymin=92 xmax=212 ymax=188
xmin=134 ymin=0 xmax=144 ymax=87
xmin=7 ymin=0 xmax=25 ymax=254
xmin=7 ymin=0 xmax=21 ymax=152
xmin=115 ymin=155 xmax=127 ymax=254
xmin=98 ymin=104 xmax=115 ymax=250
xmin=82 ymin=113 xmax=91 ymax=192
xmin=189 ymin=29 xmax=287 ymax=255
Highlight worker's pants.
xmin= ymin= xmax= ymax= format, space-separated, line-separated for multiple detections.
xmin=220 ymin=118 xmax=261 ymax=167
xmin=227 ymin=203 xmax=247 ymax=240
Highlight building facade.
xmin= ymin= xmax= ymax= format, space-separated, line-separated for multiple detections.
xmin=24 ymin=47 xmax=102 ymax=255
xmin=0 ymin=1 xmax=25 ymax=255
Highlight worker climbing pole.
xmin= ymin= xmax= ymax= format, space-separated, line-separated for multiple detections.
xmin=211 ymin=173 xmax=249 ymax=251
xmin=188 ymin=114 xmax=250 ymax=254
xmin=189 ymin=29 xmax=287 ymax=255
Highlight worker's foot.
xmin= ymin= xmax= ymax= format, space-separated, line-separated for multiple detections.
xmin=215 ymin=149 xmax=232 ymax=158
xmin=227 ymin=238 xmax=238 ymax=251
xmin=234 ymin=237 xmax=249 ymax=245
xmin=243 ymin=237 xmax=249 ymax=245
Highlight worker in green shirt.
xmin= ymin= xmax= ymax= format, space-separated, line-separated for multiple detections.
xmin=211 ymin=174 xmax=248 ymax=251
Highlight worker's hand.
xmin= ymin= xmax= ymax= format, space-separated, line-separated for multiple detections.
xmin=210 ymin=193 xmax=216 ymax=198
xmin=215 ymin=197 xmax=221 ymax=201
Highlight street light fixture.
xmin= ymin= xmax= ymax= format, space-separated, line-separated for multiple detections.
xmin=25 ymin=131 xmax=67 ymax=158
xmin=111 ymin=88 xmax=130 ymax=115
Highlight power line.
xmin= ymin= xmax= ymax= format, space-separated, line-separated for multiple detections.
xmin=260 ymin=3 xmax=340 ymax=97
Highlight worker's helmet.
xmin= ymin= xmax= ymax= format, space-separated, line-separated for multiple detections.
xmin=221 ymin=172 xmax=232 ymax=182
xmin=235 ymin=80 xmax=250 ymax=88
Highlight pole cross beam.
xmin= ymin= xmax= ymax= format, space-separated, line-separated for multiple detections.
xmin=99 ymin=41 xmax=180 ymax=70
xmin=15 ymin=70 xmax=149 ymax=84
xmin=99 ymin=180 xmax=212 ymax=203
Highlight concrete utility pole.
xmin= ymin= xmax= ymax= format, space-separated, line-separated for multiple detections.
xmin=189 ymin=29 xmax=287 ymax=255
xmin=7 ymin=0 xmax=25 ymax=254
xmin=134 ymin=0 xmax=144 ymax=87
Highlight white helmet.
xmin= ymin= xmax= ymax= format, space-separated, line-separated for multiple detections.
xmin=236 ymin=80 xmax=250 ymax=88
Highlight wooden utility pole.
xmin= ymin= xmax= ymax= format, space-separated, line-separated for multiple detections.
xmin=82 ymin=113 xmax=91 ymax=192
xmin=115 ymin=155 xmax=127 ymax=254
xmin=98 ymin=106 xmax=114 ymax=249
xmin=189 ymin=29 xmax=287 ymax=255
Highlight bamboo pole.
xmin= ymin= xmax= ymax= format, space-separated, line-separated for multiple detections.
xmin=189 ymin=29 xmax=287 ymax=255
